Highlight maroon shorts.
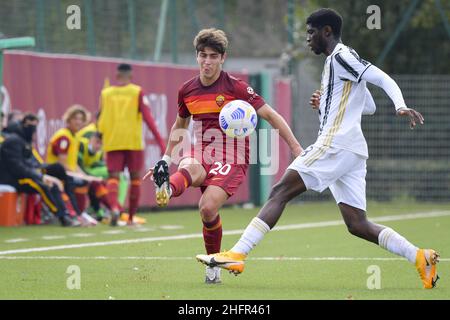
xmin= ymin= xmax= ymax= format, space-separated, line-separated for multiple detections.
xmin=181 ymin=146 xmax=248 ymax=196
xmin=106 ymin=150 xmax=144 ymax=173
xmin=200 ymin=161 xmax=248 ymax=196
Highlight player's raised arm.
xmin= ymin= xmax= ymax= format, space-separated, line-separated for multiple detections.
xmin=163 ymin=115 xmax=191 ymax=162
xmin=360 ymin=65 xmax=424 ymax=129
xmin=139 ymin=92 xmax=166 ymax=152
xmin=256 ymin=104 xmax=303 ymax=157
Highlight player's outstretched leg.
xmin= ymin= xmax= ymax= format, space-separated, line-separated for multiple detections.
xmin=379 ymin=226 xmax=440 ymax=289
xmin=196 ymin=170 xmax=306 ymax=275
xmin=338 ymin=203 xmax=440 ymax=289
xmin=380 ymin=228 xmax=440 ymax=289
xmin=153 ymin=160 xmax=171 ymax=207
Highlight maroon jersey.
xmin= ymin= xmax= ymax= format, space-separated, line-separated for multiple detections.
xmin=178 ymin=71 xmax=265 ymax=165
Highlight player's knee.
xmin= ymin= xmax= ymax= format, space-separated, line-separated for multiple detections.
xmin=345 ymin=220 xmax=366 ymax=238
xmin=346 ymin=222 xmax=358 ymax=236
xmin=199 ymin=203 xmax=217 ymax=221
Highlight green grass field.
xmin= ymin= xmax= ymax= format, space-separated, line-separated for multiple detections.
xmin=0 ymin=201 xmax=449 ymax=300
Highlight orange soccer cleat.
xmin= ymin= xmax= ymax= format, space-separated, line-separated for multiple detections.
xmin=415 ymin=249 xmax=440 ymax=289
xmin=196 ymin=251 xmax=247 ymax=275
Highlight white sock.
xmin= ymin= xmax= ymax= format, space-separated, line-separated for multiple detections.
xmin=378 ymin=227 xmax=418 ymax=263
xmin=231 ymin=217 xmax=271 ymax=255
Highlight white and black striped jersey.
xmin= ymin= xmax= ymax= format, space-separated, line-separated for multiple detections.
xmin=315 ymin=43 xmax=372 ymax=159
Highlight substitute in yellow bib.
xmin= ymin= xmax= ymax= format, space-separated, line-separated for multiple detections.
xmin=98 ymin=63 xmax=165 ymax=225
xmin=46 ymin=105 xmax=99 ymax=226
xmin=76 ymin=121 xmax=98 ymax=142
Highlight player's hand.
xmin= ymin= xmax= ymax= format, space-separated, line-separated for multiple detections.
xmin=309 ymin=90 xmax=321 ymax=110
xmin=396 ymin=107 xmax=424 ymax=129
xmin=144 ymin=155 xmax=171 ymax=181
xmin=292 ymin=145 xmax=303 ymax=158
xmin=142 ymin=167 xmax=154 ymax=181
xmin=43 ymin=174 xmax=64 ymax=192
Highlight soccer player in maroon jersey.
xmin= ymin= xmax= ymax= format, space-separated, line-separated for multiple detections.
xmin=144 ymin=28 xmax=302 ymax=283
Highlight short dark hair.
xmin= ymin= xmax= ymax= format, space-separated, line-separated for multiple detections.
xmin=117 ymin=63 xmax=132 ymax=72
xmin=306 ymin=8 xmax=343 ymax=39
xmin=7 ymin=110 xmax=24 ymax=125
xmin=21 ymin=113 xmax=39 ymax=124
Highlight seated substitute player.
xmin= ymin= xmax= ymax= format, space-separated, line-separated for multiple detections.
xmin=98 ymin=63 xmax=166 ymax=226
xmin=77 ymin=131 xmax=115 ymax=221
xmin=47 ymin=104 xmax=101 ymax=226
xmin=77 ymin=120 xmax=133 ymax=221
xmin=0 ymin=113 xmax=79 ymax=227
xmin=3 ymin=109 xmax=84 ymax=224
xmin=144 ymin=28 xmax=302 ymax=284
xmin=196 ymin=9 xmax=439 ymax=289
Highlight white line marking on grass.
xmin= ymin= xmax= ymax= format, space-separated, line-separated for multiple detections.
xmin=0 ymin=210 xmax=448 ymax=256
xmin=71 ymin=233 xmax=95 ymax=238
xmin=251 ymin=257 xmax=450 ymax=262
xmin=102 ymin=230 xmax=126 ymax=235
xmin=4 ymin=238 xmax=29 ymax=243
xmin=133 ymin=227 xmax=156 ymax=232
xmin=0 ymin=256 xmax=448 ymax=262
xmin=0 ymin=256 xmax=192 ymax=260
xmin=42 ymin=235 xmax=66 ymax=240
xmin=271 ymin=210 xmax=450 ymax=232
xmin=159 ymin=225 xmax=184 ymax=230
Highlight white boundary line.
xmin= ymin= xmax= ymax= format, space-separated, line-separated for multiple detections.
xmin=0 ymin=210 xmax=449 ymax=256
xmin=0 ymin=256 xmax=448 ymax=262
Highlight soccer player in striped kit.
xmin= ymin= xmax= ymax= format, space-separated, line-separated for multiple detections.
xmin=196 ymin=9 xmax=439 ymax=289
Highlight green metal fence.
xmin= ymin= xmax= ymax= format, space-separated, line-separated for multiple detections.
xmin=0 ymin=0 xmax=264 ymax=64
xmin=296 ymin=75 xmax=450 ymax=203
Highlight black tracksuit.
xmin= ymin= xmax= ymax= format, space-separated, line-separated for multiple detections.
xmin=0 ymin=123 xmax=68 ymax=218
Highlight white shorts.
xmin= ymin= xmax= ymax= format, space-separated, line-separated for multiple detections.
xmin=288 ymin=145 xmax=367 ymax=211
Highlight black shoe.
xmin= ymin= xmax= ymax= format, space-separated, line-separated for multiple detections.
xmin=153 ymin=160 xmax=170 ymax=207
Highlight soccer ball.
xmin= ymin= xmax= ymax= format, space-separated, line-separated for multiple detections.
xmin=219 ymin=100 xmax=258 ymax=138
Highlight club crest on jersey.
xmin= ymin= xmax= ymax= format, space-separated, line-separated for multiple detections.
xmin=216 ymin=94 xmax=225 ymax=107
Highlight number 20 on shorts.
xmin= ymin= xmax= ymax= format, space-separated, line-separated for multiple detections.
xmin=209 ymin=162 xmax=231 ymax=176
